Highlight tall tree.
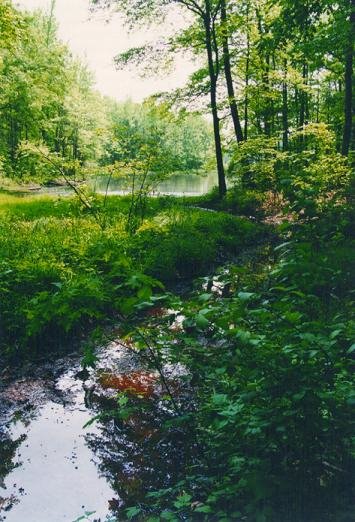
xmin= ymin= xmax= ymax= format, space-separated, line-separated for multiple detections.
xmin=341 ymin=0 xmax=354 ymax=155
xmin=92 ymin=0 xmax=228 ymax=196
xmin=220 ymin=0 xmax=244 ymax=142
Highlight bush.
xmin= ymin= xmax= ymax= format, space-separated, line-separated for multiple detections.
xmin=228 ymin=136 xmax=283 ymax=192
xmin=186 ymin=186 xmax=265 ymax=218
xmin=127 ymin=209 xmax=265 ymax=281
xmin=224 ymin=188 xmax=265 ymax=217
xmin=280 ymin=125 xmax=350 ymax=216
xmin=120 ymin=207 xmax=354 ymax=521
xmin=226 ymin=125 xmax=351 ymax=219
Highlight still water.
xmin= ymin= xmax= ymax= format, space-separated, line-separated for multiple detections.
xmin=0 ymin=340 xmax=188 ymax=522
xmin=0 ymin=343 xmax=140 ymax=522
xmin=38 ymin=171 xmax=217 ymax=197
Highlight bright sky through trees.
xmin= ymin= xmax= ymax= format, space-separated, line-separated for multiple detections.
xmin=16 ymin=0 xmax=195 ymax=101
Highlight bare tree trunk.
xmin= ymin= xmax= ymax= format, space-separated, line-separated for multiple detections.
xmin=220 ymin=0 xmax=243 ymax=142
xmin=342 ymin=0 xmax=354 ymax=156
xmin=204 ymin=1 xmax=227 ymax=196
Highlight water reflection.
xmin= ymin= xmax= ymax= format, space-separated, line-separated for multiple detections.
xmin=90 ymin=171 xmax=217 ymax=196
xmin=0 ymin=367 xmax=115 ymax=522
xmin=37 ymin=171 xmax=217 ymax=198
xmin=0 ymin=343 xmax=195 ymax=521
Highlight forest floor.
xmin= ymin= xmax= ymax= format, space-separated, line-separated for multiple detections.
xmin=0 ymin=192 xmax=273 ymax=521
xmin=0 ymin=191 xmax=353 ymax=522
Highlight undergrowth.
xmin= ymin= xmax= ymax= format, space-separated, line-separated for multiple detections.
xmin=0 ymin=193 xmax=266 ymax=363
xmin=114 ymin=204 xmax=355 ymax=521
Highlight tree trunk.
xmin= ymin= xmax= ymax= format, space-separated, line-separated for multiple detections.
xmin=256 ymin=10 xmax=272 ymax=136
xmin=342 ymin=0 xmax=354 ymax=156
xmin=220 ymin=0 xmax=243 ymax=142
xmin=282 ymin=59 xmax=289 ymax=150
xmin=316 ymin=87 xmax=320 ymax=123
xmin=264 ymin=53 xmax=271 ymax=136
xmin=204 ymin=3 xmax=227 ymax=196
xmin=244 ymin=15 xmax=250 ymax=140
xmin=299 ymin=62 xmax=308 ymax=128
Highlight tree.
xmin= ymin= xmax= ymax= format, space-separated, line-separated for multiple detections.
xmin=220 ymin=0 xmax=244 ymax=142
xmin=92 ymin=0 xmax=228 ymax=196
xmin=341 ymin=0 xmax=354 ymax=156
xmin=102 ymin=100 xmax=212 ymax=231
xmin=0 ymin=3 xmax=109 ymax=182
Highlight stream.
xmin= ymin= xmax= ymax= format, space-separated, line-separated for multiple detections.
xmin=0 ymin=338 xmax=188 ymax=522
xmin=0 ymin=235 xmax=269 ymax=522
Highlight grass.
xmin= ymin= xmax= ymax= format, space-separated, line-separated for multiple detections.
xmin=0 ymin=192 xmax=268 ymax=364
xmin=0 ymin=192 xmax=76 ymax=219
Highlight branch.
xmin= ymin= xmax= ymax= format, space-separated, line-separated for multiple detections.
xmin=212 ymin=0 xmax=222 ymax=21
xmin=33 ymin=145 xmax=103 ymax=226
xmin=176 ymin=0 xmax=205 ymax=18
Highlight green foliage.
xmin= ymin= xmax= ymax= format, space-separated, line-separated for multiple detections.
xmin=280 ymin=124 xmax=351 ymax=215
xmin=0 ymin=0 xmax=24 ymax=50
xmin=104 ymin=100 xmax=212 ymax=174
xmin=122 ymin=206 xmax=354 ymax=521
xmin=0 ymin=193 xmax=262 ymax=362
xmin=1 ymin=3 xmax=354 ymax=521
xmin=227 ymin=125 xmax=351 ymax=219
xmin=0 ymin=3 xmax=107 ymax=182
xmin=191 ymin=186 xmax=266 ymax=218
xmin=228 ymin=136 xmax=283 ymax=192
xmin=101 ymin=100 xmax=213 ymax=233
xmin=127 ymin=209 xmax=265 ymax=280
xmin=14 ymin=141 xmax=58 ymax=182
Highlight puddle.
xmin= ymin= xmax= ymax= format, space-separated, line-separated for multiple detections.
xmin=0 ymin=343 xmax=139 ymax=522
xmin=0 ymin=340 xmax=191 ymax=521
xmin=0 ymin=391 xmax=113 ymax=522
xmin=0 ymin=402 xmax=115 ymax=522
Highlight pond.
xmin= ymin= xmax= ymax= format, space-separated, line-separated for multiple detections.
xmin=37 ymin=171 xmax=217 ymax=197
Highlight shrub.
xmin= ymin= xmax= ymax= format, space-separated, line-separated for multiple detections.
xmin=118 ymin=206 xmax=354 ymax=521
xmin=187 ymin=186 xmax=265 ymax=218
xmin=224 ymin=187 xmax=265 ymax=217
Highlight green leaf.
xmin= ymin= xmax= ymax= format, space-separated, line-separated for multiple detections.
xmin=330 ymin=329 xmax=342 ymax=339
xmin=195 ymin=505 xmax=212 ymax=513
xmin=199 ymin=292 xmax=213 ymax=302
xmin=126 ymin=506 xmax=141 ymax=519
xmin=173 ymin=493 xmax=192 ymax=508
xmin=195 ymin=313 xmax=209 ymax=328
xmin=137 ymin=285 xmax=152 ymax=300
xmin=237 ymin=291 xmax=255 ymax=301
xmin=161 ymin=511 xmax=179 ymax=521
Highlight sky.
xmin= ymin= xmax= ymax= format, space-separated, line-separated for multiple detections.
xmin=16 ymin=0 xmax=195 ymax=101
